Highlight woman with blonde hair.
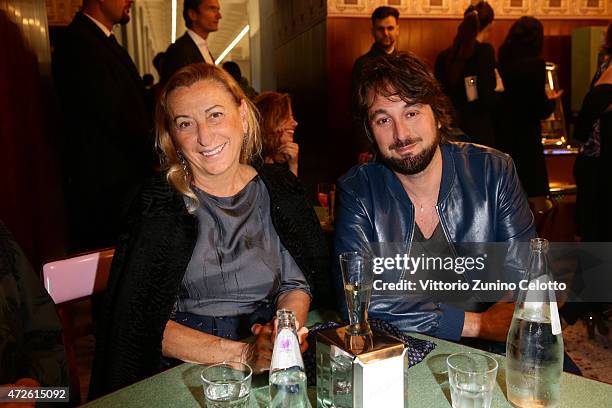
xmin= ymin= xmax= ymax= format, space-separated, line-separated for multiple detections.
xmin=254 ymin=92 xmax=300 ymax=176
xmin=89 ymin=63 xmax=328 ymax=398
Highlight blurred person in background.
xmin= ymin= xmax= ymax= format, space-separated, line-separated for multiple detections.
xmin=434 ymin=0 xmax=499 ymax=146
xmin=0 ymin=221 xmax=68 ymax=397
xmin=351 ymin=6 xmax=400 ymax=159
xmin=574 ymin=21 xmax=612 ymax=242
xmin=147 ymin=52 xmax=167 ymax=111
xmin=254 ymin=92 xmax=300 ymax=176
xmin=566 ymin=24 xmax=612 ymax=335
xmin=162 ymin=0 xmax=221 ymax=81
xmin=495 ymin=16 xmax=562 ymax=202
xmin=222 ymin=61 xmax=258 ymax=100
xmin=52 ymin=0 xmax=155 ymax=252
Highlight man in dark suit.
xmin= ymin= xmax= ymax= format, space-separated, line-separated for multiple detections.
xmin=350 ymin=6 xmax=400 ymax=92
xmin=162 ymin=0 xmax=222 ymax=81
xmin=52 ymin=0 xmax=154 ymax=253
xmin=350 ymin=6 xmax=400 ymax=159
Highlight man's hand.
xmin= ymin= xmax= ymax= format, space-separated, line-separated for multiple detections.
xmin=480 ymin=302 xmax=515 ymax=341
xmin=463 ymin=302 xmax=515 ymax=342
xmin=243 ymin=323 xmax=274 ymax=373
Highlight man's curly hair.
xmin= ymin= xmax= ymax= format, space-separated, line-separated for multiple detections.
xmin=354 ymin=51 xmax=453 ymax=144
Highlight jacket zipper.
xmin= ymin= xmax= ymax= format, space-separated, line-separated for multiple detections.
xmin=436 ymin=204 xmax=475 ymax=289
xmin=400 ymin=208 xmax=416 ymax=281
xmin=435 ymin=204 xmax=458 ymax=257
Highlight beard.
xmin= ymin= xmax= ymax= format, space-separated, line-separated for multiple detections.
xmin=377 ymin=133 xmax=440 ymax=175
xmin=119 ymin=10 xmax=130 ymax=25
xmin=377 ymin=39 xmax=395 ymax=52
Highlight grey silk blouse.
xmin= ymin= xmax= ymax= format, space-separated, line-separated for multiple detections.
xmin=177 ymin=176 xmax=310 ymax=317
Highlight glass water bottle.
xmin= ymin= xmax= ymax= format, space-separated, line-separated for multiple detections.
xmin=506 ymin=238 xmax=564 ymax=408
xmin=269 ymin=309 xmax=311 ymax=408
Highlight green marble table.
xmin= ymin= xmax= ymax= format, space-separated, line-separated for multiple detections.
xmin=83 ymin=311 xmax=612 ymax=407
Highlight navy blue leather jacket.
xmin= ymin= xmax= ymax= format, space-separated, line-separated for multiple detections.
xmin=334 ymin=142 xmax=536 ymax=340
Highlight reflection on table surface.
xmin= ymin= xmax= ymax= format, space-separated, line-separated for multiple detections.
xmin=83 ymin=310 xmax=612 ymax=407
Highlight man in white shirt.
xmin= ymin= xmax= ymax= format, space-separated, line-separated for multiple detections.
xmin=162 ymin=0 xmax=222 ymax=81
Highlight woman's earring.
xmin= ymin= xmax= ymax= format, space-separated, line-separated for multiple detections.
xmin=241 ymin=132 xmax=248 ymax=161
xmin=177 ymin=151 xmax=190 ymax=182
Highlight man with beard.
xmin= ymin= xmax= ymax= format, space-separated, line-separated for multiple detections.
xmin=335 ymin=52 xmax=535 ymax=342
xmin=53 ymin=0 xmax=154 ymax=252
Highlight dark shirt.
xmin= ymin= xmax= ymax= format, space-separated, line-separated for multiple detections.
xmin=350 ymin=44 xmax=397 ymax=151
xmin=496 ymin=57 xmax=555 ymax=197
xmin=351 ymin=43 xmax=396 ymax=99
xmin=413 ymin=223 xmax=481 ymax=312
xmin=52 ymin=12 xmax=154 ymax=252
xmin=0 ymin=221 xmax=68 ymax=386
xmin=434 ymin=42 xmax=499 ymax=146
xmin=162 ymin=32 xmax=207 ymax=82
xmin=577 ymin=53 xmax=611 ymax=157
xmin=178 ymin=177 xmax=309 ymax=316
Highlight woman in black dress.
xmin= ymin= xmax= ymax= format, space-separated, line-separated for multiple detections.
xmin=496 ymin=16 xmax=562 ymax=199
xmin=434 ymin=1 xmax=499 ymax=146
xmin=574 ymin=21 xmax=612 ymax=241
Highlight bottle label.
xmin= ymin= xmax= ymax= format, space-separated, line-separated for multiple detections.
xmin=550 ymin=301 xmax=562 ymax=335
xmin=271 ymin=328 xmax=303 ymax=370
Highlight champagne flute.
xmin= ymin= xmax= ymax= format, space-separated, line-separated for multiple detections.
xmin=317 ymin=183 xmax=335 ymax=223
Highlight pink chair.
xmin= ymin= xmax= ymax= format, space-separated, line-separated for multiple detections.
xmin=43 ymin=248 xmax=114 ymax=404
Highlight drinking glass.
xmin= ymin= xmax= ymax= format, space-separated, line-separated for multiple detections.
xmin=339 ymin=252 xmax=374 ymax=335
xmin=317 ymin=183 xmax=336 ymax=223
xmin=446 ymin=352 xmax=498 ymax=408
xmin=201 ymin=361 xmax=252 ymax=408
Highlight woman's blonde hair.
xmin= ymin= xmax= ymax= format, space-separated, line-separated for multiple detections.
xmin=253 ymin=92 xmax=292 ymax=160
xmin=155 ymin=63 xmax=261 ymax=212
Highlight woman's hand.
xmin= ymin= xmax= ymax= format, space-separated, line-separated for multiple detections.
xmin=243 ymin=323 xmax=274 ymax=373
xmin=277 ymin=142 xmax=299 ymax=176
xmin=296 ymin=326 xmax=309 ymax=353
xmin=265 ymin=319 xmax=310 ymax=353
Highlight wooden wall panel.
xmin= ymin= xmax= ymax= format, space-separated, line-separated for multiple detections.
xmin=328 ymin=0 xmax=611 ymax=19
xmin=326 ymin=16 xmax=609 ymax=180
xmin=1 ymin=1 xmax=66 ymax=268
xmin=275 ymin=11 xmax=328 ymax=197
